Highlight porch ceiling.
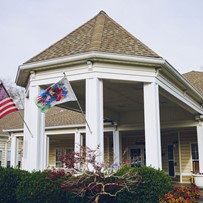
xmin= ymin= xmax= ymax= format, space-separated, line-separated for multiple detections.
xmin=58 ymin=79 xmax=191 ymax=121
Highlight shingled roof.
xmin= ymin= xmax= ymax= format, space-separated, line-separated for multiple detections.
xmin=0 ymin=107 xmax=85 ymax=135
xmin=183 ymin=71 xmax=203 ymax=96
xmin=25 ymin=11 xmax=160 ymax=64
xmin=0 ymin=110 xmax=24 ymax=135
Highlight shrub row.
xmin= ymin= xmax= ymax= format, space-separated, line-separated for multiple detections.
xmin=0 ymin=167 xmax=28 ymax=203
xmin=0 ymin=166 xmax=199 ymax=203
xmin=0 ymin=167 xmax=68 ymax=203
xmin=115 ymin=165 xmax=173 ymax=203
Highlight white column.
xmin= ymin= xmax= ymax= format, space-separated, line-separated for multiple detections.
xmin=4 ymin=141 xmax=8 ymax=167
xmin=86 ymin=78 xmax=104 ymax=163
xmin=45 ymin=135 xmax=49 ymax=168
xmin=113 ymin=130 xmax=120 ymax=166
xmin=143 ymin=82 xmax=162 ymax=169
xmin=10 ymin=134 xmax=17 ymax=167
xmin=74 ymin=130 xmax=82 ymax=153
xmin=22 ymin=85 xmax=45 ymax=171
xmin=197 ymin=123 xmax=203 ymax=173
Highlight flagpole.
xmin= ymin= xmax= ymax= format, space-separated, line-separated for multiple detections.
xmin=63 ymin=73 xmax=92 ymax=134
xmin=18 ymin=111 xmax=34 ymax=138
xmin=0 ymin=81 xmax=33 ymax=137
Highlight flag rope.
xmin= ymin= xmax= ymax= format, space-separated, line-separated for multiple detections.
xmin=18 ymin=111 xmax=33 ymax=138
xmin=63 ymin=72 xmax=92 ymax=134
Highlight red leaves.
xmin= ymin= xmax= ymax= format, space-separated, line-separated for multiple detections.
xmin=160 ymin=184 xmax=200 ymax=203
xmin=47 ymin=145 xmax=141 ymax=203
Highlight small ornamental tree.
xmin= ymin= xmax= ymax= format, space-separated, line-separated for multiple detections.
xmin=47 ymin=146 xmax=142 ymax=203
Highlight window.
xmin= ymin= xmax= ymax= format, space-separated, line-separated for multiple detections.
xmin=0 ymin=150 xmax=2 ymax=167
xmin=191 ymin=144 xmax=199 ymax=173
xmin=55 ymin=148 xmax=73 ymax=168
xmin=56 ymin=148 xmax=64 ymax=168
xmin=18 ymin=152 xmax=21 ymax=168
xmin=168 ymin=145 xmax=174 ymax=160
xmin=7 ymin=150 xmax=11 ymax=168
xmin=168 ymin=145 xmax=175 ymax=177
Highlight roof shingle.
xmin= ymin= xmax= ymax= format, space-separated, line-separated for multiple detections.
xmin=25 ymin=11 xmax=160 ymax=64
xmin=183 ymin=71 xmax=203 ymax=96
xmin=0 ymin=107 xmax=85 ymax=134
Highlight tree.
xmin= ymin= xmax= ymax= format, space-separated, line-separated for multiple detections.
xmin=0 ymin=78 xmax=25 ymax=109
xmin=47 ymin=146 xmax=142 ymax=203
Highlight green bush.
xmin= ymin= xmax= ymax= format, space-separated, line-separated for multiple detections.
xmin=115 ymin=165 xmax=172 ymax=203
xmin=16 ymin=170 xmax=68 ymax=203
xmin=0 ymin=166 xmax=173 ymax=203
xmin=0 ymin=167 xmax=28 ymax=203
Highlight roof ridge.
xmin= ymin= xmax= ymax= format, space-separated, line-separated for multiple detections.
xmin=89 ymin=11 xmax=106 ymax=51
xmin=25 ymin=12 xmax=100 ymax=64
xmin=24 ymin=10 xmax=160 ymax=65
xmin=102 ymin=12 xmax=159 ymax=57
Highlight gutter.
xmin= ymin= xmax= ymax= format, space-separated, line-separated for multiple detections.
xmin=16 ymin=51 xmax=203 ymax=102
xmin=163 ymin=60 xmax=203 ymax=101
xmin=17 ymin=51 xmax=163 ymax=71
xmin=45 ymin=124 xmax=85 ymax=130
xmin=16 ymin=51 xmax=164 ymax=86
xmin=3 ymin=128 xmax=24 ymax=133
xmin=3 ymin=122 xmax=114 ymax=133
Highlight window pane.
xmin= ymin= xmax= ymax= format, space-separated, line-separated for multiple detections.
xmin=7 ymin=161 xmax=10 ymax=168
xmin=191 ymin=144 xmax=199 ymax=160
xmin=168 ymin=145 xmax=174 ymax=160
xmin=193 ymin=161 xmax=199 ymax=173
xmin=7 ymin=151 xmax=11 ymax=161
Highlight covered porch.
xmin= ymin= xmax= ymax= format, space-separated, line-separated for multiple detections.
xmin=14 ymin=11 xmax=203 ymax=183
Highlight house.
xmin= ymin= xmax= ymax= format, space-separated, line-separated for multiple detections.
xmin=11 ymin=10 xmax=203 ymax=183
xmin=0 ymin=107 xmax=85 ymax=169
xmin=0 ymin=110 xmax=24 ymax=168
xmin=0 ymin=134 xmax=10 ymax=168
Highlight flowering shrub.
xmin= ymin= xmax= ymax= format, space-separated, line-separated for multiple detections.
xmin=160 ymin=184 xmax=200 ymax=203
xmin=47 ymin=146 xmax=142 ymax=203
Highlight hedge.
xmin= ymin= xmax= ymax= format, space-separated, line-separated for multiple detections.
xmin=0 ymin=166 xmax=173 ymax=203
xmin=0 ymin=167 xmax=28 ymax=203
xmin=115 ymin=165 xmax=172 ymax=203
xmin=16 ymin=170 xmax=68 ymax=203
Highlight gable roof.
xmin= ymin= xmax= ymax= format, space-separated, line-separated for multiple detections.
xmin=0 ymin=107 xmax=85 ymax=135
xmin=183 ymin=71 xmax=203 ymax=96
xmin=0 ymin=110 xmax=24 ymax=135
xmin=25 ymin=11 xmax=160 ymax=64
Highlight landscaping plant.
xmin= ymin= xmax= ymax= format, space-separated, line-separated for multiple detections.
xmin=115 ymin=165 xmax=172 ymax=203
xmin=47 ymin=146 xmax=142 ymax=203
xmin=160 ymin=184 xmax=200 ymax=203
xmin=16 ymin=170 xmax=68 ymax=203
xmin=0 ymin=167 xmax=28 ymax=203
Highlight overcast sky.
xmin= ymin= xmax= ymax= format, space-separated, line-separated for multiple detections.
xmin=1 ymin=0 xmax=203 ymax=82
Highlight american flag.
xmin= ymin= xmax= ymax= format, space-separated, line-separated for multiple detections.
xmin=0 ymin=82 xmax=18 ymax=119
